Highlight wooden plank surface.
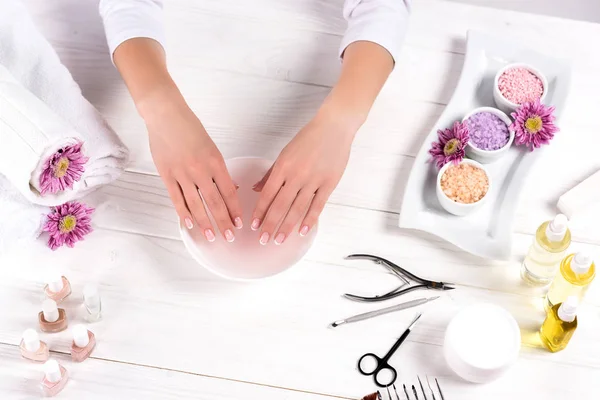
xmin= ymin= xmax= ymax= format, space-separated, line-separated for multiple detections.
xmin=1 ymin=0 xmax=599 ymax=399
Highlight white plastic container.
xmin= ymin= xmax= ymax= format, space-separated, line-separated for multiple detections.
xmin=444 ymin=303 xmax=521 ymax=383
xmin=463 ymin=107 xmax=515 ymax=164
xmin=436 ymin=159 xmax=491 ymax=216
xmin=493 ymin=63 xmax=548 ymax=113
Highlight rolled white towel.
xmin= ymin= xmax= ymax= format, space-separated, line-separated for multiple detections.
xmin=0 ymin=0 xmax=128 ymax=206
xmin=0 ymin=174 xmax=49 ymax=254
xmin=557 ymin=170 xmax=600 ymax=219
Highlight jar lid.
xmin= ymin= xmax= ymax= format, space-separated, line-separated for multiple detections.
xmin=444 ymin=303 xmax=521 ymax=383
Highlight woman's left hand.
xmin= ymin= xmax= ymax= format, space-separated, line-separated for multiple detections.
xmin=251 ymin=114 xmax=355 ymax=245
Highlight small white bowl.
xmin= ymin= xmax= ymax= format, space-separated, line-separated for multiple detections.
xmin=493 ymin=63 xmax=548 ymax=114
xmin=463 ymin=107 xmax=515 ymax=164
xmin=444 ymin=304 xmax=521 ymax=383
xmin=436 ymin=159 xmax=490 ymax=216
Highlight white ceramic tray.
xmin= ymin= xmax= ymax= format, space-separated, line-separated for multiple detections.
xmin=398 ymin=31 xmax=571 ymax=260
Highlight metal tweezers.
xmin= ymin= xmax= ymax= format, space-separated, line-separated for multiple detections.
xmin=344 ymin=254 xmax=455 ymax=302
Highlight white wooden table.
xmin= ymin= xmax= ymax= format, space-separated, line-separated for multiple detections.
xmin=2 ymin=1 xmax=600 ymax=399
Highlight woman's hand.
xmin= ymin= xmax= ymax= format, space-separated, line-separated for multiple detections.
xmin=251 ymin=113 xmax=355 ymax=245
xmin=146 ymin=98 xmax=243 ymax=243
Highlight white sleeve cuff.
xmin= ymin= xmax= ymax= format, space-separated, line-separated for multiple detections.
xmin=339 ymin=0 xmax=411 ymax=64
xmin=99 ymin=0 xmax=166 ymax=59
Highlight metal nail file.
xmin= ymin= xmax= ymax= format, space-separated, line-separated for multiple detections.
xmin=330 ymin=297 xmax=438 ymax=327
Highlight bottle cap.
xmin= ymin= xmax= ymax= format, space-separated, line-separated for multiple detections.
xmin=570 ymin=252 xmax=593 ymax=274
xmin=21 ymin=329 xmax=40 ymax=352
xmin=44 ymin=360 xmax=62 ymax=383
xmin=72 ymin=324 xmax=90 ymax=348
xmin=83 ymin=285 xmax=101 ymax=308
xmin=558 ymin=296 xmax=579 ymax=323
xmin=546 ymin=214 xmax=568 ymax=242
xmin=42 ymin=299 xmax=59 ymax=323
xmin=46 ymin=274 xmax=64 ymax=293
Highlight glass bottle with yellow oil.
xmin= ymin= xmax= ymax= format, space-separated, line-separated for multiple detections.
xmin=546 ymin=252 xmax=595 ymax=311
xmin=521 ymin=214 xmax=571 ymax=286
xmin=540 ymin=296 xmax=578 ymax=352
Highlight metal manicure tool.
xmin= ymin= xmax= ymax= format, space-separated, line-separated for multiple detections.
xmin=344 ymin=254 xmax=455 ymax=302
xmin=330 ymin=297 xmax=439 ymax=328
xmin=358 ymin=313 xmax=422 ymax=387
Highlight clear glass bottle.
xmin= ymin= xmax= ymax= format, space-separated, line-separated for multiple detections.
xmin=83 ymin=285 xmax=102 ymax=322
xmin=521 ymin=214 xmax=571 ymax=286
xmin=546 ymin=252 xmax=595 ymax=311
xmin=41 ymin=360 xmax=68 ymax=397
xmin=19 ymin=329 xmax=49 ymax=362
xmin=540 ymin=296 xmax=578 ymax=352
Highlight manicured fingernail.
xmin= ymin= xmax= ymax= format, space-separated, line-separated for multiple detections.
xmin=184 ymin=217 xmax=194 ymax=230
xmin=299 ymin=225 xmax=309 ymax=236
xmin=205 ymin=229 xmax=216 ymax=242
xmin=259 ymin=232 xmax=270 ymax=245
xmin=251 ymin=218 xmax=261 ymax=231
xmin=274 ymin=233 xmax=286 ymax=245
xmin=234 ymin=217 xmax=243 ymax=229
xmin=224 ymin=229 xmax=235 ymax=243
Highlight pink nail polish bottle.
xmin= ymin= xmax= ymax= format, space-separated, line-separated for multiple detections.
xmin=41 ymin=360 xmax=68 ymax=397
xmin=70 ymin=324 xmax=96 ymax=362
xmin=39 ymin=299 xmax=68 ymax=333
xmin=19 ymin=329 xmax=49 ymax=362
xmin=44 ymin=274 xmax=71 ymax=303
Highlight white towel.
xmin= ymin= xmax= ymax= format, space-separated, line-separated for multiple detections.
xmin=0 ymin=174 xmax=49 ymax=254
xmin=0 ymin=0 xmax=128 ymax=206
xmin=557 ymin=170 xmax=600 ymax=219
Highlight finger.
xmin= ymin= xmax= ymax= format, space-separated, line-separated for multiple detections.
xmin=181 ymin=183 xmax=215 ymax=243
xmin=214 ymin=171 xmax=244 ymax=229
xmin=299 ymin=187 xmax=330 ymax=236
xmin=273 ymin=187 xmax=315 ymax=245
xmin=197 ymin=181 xmax=236 ymax=243
xmin=252 ymin=166 xmax=273 ymax=193
xmin=259 ymin=184 xmax=300 ymax=245
xmin=251 ymin=170 xmax=283 ymax=231
xmin=165 ymin=179 xmax=194 ymax=230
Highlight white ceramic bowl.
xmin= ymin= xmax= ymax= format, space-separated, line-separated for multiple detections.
xmin=436 ymin=159 xmax=490 ymax=216
xmin=493 ymin=63 xmax=548 ymax=114
xmin=180 ymin=157 xmax=318 ymax=280
xmin=463 ymin=107 xmax=515 ymax=164
xmin=444 ymin=304 xmax=521 ymax=383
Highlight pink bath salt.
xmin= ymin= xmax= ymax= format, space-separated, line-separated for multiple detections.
xmin=498 ymin=67 xmax=544 ymax=105
xmin=440 ymin=164 xmax=489 ymax=204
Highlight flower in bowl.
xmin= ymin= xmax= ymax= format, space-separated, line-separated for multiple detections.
xmin=510 ymin=100 xmax=559 ymax=151
xmin=429 ymin=121 xmax=470 ymax=169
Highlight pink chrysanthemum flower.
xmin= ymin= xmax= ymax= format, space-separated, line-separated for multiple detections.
xmin=39 ymin=142 xmax=89 ymax=195
xmin=428 ymin=121 xmax=470 ymax=169
xmin=510 ymin=101 xmax=559 ymax=151
xmin=43 ymin=202 xmax=94 ymax=250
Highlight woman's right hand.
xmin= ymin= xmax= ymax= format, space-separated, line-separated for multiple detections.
xmin=144 ymin=97 xmax=243 ymax=243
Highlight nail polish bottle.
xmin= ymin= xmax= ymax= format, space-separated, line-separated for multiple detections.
xmin=70 ymin=324 xmax=96 ymax=362
xmin=41 ymin=360 xmax=68 ymax=397
xmin=39 ymin=299 xmax=68 ymax=333
xmin=19 ymin=329 xmax=49 ymax=362
xmin=44 ymin=274 xmax=71 ymax=303
xmin=83 ymin=285 xmax=102 ymax=322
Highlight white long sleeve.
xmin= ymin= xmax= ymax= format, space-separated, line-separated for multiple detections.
xmin=99 ymin=0 xmax=410 ymax=63
xmin=340 ymin=0 xmax=411 ymax=63
xmin=99 ymin=0 xmax=165 ymax=56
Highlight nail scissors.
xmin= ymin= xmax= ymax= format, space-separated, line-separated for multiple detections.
xmin=344 ymin=254 xmax=455 ymax=302
xmin=358 ymin=313 xmax=422 ymax=387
